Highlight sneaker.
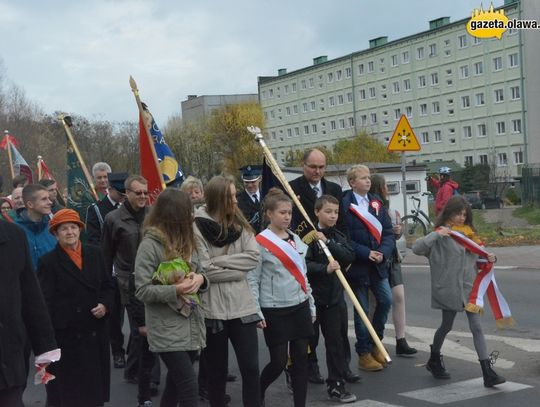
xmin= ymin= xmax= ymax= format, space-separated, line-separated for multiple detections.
xmin=284 ymin=366 xmax=293 ymax=394
xmin=327 ymin=381 xmax=357 ymax=403
xmin=358 ymin=353 xmax=383 ymax=372
xmin=137 ymin=401 xmax=152 ymax=407
xmin=370 ymin=347 xmax=388 ymax=367
xmin=113 ymin=354 xmax=126 ymax=369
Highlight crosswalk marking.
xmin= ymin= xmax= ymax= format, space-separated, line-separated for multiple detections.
xmin=346 ymin=400 xmax=404 ymax=407
xmin=399 ymin=378 xmax=532 ymax=404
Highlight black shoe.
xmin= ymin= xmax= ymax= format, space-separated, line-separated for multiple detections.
xmin=226 ymin=373 xmax=237 ymax=382
xmin=150 ymin=382 xmax=159 ymax=397
xmin=327 ymin=381 xmax=357 ymax=403
xmin=308 ymin=362 xmax=325 ymax=384
xmin=199 ymin=388 xmax=231 ymax=404
xmin=344 ymin=369 xmax=361 ymax=383
xmin=426 ymin=345 xmax=451 ymax=379
xmin=396 ymin=338 xmax=418 ymax=357
xmin=113 ymin=354 xmax=126 ymax=369
xmin=480 ymin=352 xmax=506 ymax=387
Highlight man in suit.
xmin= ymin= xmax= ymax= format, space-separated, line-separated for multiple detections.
xmin=86 ymin=172 xmax=128 ymax=370
xmin=236 ymin=165 xmax=262 ymax=232
xmin=289 ymin=149 xmax=359 ymax=385
xmin=0 ymin=220 xmax=58 ymax=406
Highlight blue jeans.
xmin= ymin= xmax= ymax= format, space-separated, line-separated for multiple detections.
xmin=352 ymin=278 xmax=392 ymax=355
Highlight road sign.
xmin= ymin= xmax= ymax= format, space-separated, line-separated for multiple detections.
xmin=387 ymin=115 xmax=421 ymax=152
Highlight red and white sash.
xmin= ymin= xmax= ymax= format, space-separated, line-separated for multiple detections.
xmin=256 ymin=229 xmax=307 ymax=293
xmin=349 ymin=203 xmax=382 ymax=244
xmin=448 ymin=230 xmax=513 ymax=328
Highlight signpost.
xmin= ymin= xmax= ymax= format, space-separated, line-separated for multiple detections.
xmin=387 ymin=115 xmax=421 ymax=218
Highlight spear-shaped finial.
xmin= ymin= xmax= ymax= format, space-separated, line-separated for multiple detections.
xmin=129 ymin=75 xmax=139 ymax=96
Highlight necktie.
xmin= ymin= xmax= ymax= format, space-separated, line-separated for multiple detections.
xmin=253 ymin=194 xmax=259 ymax=205
xmin=313 ymin=186 xmax=320 ymax=197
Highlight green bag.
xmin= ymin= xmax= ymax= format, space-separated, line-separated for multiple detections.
xmin=151 ymin=258 xmax=200 ymax=306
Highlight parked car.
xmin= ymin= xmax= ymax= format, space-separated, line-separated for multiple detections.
xmin=464 ymin=191 xmax=503 ymax=209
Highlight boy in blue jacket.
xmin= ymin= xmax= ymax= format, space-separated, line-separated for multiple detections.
xmin=342 ymin=165 xmax=395 ymax=372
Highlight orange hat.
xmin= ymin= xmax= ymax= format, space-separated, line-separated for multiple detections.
xmin=49 ymin=208 xmax=85 ymax=233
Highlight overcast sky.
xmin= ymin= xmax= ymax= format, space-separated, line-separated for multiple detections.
xmin=0 ymin=0 xmax=494 ymax=123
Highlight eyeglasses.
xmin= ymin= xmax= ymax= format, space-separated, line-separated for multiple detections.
xmin=127 ymin=189 xmax=149 ymax=197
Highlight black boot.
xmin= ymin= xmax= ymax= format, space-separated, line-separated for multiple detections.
xmin=396 ymin=338 xmax=418 ymax=357
xmin=480 ymin=353 xmax=506 ymax=387
xmin=426 ymin=345 xmax=451 ymax=379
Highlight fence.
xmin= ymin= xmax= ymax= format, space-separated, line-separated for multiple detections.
xmin=521 ymin=165 xmax=540 ymax=206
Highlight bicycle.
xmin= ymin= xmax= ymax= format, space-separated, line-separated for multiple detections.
xmin=401 ymin=192 xmax=434 ymax=248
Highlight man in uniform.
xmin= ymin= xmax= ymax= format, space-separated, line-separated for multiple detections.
xmin=236 ymin=165 xmax=262 ymax=232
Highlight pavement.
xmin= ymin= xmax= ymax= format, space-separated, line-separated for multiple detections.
xmin=403 ymin=245 xmax=540 ymax=270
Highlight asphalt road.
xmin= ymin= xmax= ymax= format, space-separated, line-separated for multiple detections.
xmin=23 ymin=266 xmax=540 ymax=407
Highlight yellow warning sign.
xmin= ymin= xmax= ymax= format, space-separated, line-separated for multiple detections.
xmin=387 ymin=115 xmax=421 ymax=152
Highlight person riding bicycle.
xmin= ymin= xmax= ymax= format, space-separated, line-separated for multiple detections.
xmin=426 ymin=167 xmax=459 ymax=216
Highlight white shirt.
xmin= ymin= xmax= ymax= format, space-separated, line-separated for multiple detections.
xmin=353 ymin=191 xmax=369 ymax=210
xmin=310 ymin=181 xmax=322 ymax=198
xmin=250 ymin=190 xmax=260 ymax=204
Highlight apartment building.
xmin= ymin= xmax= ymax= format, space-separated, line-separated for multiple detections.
xmin=258 ymin=0 xmax=539 ymax=179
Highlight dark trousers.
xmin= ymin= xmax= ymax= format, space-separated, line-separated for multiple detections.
xmin=109 ymin=276 xmax=125 ymax=357
xmin=319 ymin=302 xmax=350 ymax=382
xmin=159 ymin=351 xmax=198 ymax=407
xmin=0 ymin=386 xmax=24 ymax=407
xmin=205 ymin=319 xmax=260 ymax=407
xmin=137 ymin=336 xmax=156 ymax=403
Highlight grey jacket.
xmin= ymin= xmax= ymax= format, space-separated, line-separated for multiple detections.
xmin=248 ymin=230 xmax=316 ymax=319
xmin=134 ymin=228 xmax=207 ymax=353
xmin=194 ymin=206 xmax=260 ymax=320
xmin=412 ymin=231 xmax=478 ymax=311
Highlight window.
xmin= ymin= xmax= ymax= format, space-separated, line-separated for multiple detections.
xmin=417 ymin=47 xmax=425 ymax=59
xmin=304 ymin=125 xmax=310 ymax=135
xmin=512 ymin=119 xmax=522 ymax=133
xmin=404 ymin=180 xmax=420 ymax=194
xmin=461 ymin=95 xmax=470 ymax=108
xmin=404 ymin=78 xmax=411 ymax=91
xmin=284 ymin=85 xmax=289 ymax=94
xmin=475 ymin=92 xmax=485 ymax=106
xmin=473 ymin=36 xmax=482 ymax=45
xmin=447 ymin=79 xmax=453 ymax=86
xmin=498 ymin=153 xmax=508 ymax=166
xmin=402 ymin=51 xmax=410 ymax=64
xmin=418 ymin=75 xmax=426 ymax=88
xmin=310 ymin=101 xmax=316 ymax=111
xmin=511 ymin=86 xmax=521 ymax=100
xmin=420 ymin=103 xmax=427 ymax=116
xmin=444 ymin=49 xmax=451 ymax=57
xmin=292 ymin=82 xmax=297 ymax=92
xmin=434 ymin=130 xmax=442 ymax=142
xmin=345 ymin=67 xmax=352 ymax=78
xmin=429 ymin=43 xmax=437 ymax=57
xmin=444 ymin=39 xmax=451 ymax=46
xmin=302 ymin=103 xmax=308 ymax=113
xmin=312 ymin=124 xmax=318 ymax=133
xmin=459 ymin=65 xmax=469 ymax=79
xmin=392 ymin=81 xmax=400 ymax=93
xmin=359 ymin=89 xmax=366 ymax=100
xmin=496 ymin=121 xmax=506 ymax=135
xmin=421 ymin=131 xmax=429 ymax=144
xmin=474 ymin=61 xmax=484 ymax=75
xmin=327 ymin=73 xmax=334 ymax=83
xmin=330 ymin=121 xmax=336 ymax=130
xmin=293 ymin=105 xmax=298 ymax=114
xmin=329 ymin=96 xmax=335 ymax=107
xmin=287 ymin=128 xmax=292 ymax=138
xmin=294 ymin=127 xmax=300 ymax=136
xmin=301 ymin=80 xmax=307 ymax=90
xmin=463 ymin=126 xmax=472 ymax=139
xmin=514 ymin=151 xmax=524 ymax=165
xmin=493 ymin=56 xmax=502 ymax=71
xmin=269 ymin=89 xmax=274 ymax=98
xmin=261 ymin=90 xmax=267 ymax=100
xmin=339 ymin=119 xmax=345 ymax=129
xmin=360 ymin=115 xmax=367 ymax=125
xmin=358 ymin=64 xmax=365 ymax=75
xmin=336 ymin=70 xmax=342 ymax=81
xmin=509 ymin=53 xmax=519 ymax=68
xmin=391 ymin=55 xmax=398 ymax=66
xmin=368 ymin=61 xmax=374 ymax=73
xmin=338 ymin=95 xmax=344 ymax=105
xmin=386 ymin=181 xmax=399 ymax=194
xmin=477 ymin=123 xmax=487 ymax=137
xmin=347 ymin=92 xmax=353 ymax=103
xmin=309 ymin=78 xmax=314 ymax=88
xmin=479 ymin=154 xmax=488 ymax=165
xmin=458 ymin=34 xmax=468 ymax=48
xmin=494 ymin=89 xmax=504 ymax=103
xmin=406 ymin=106 xmax=413 ymax=118
xmin=369 ymin=87 xmax=376 ymax=98
xmin=432 ymin=101 xmax=440 ymax=114
xmin=464 ymin=156 xmax=473 ymax=166
xmin=431 ymin=72 xmax=439 ymax=85
xmin=448 ymin=108 xmax=455 ymax=115
xmin=271 ymin=131 xmax=276 ymax=140
xmin=270 ymin=110 xmax=275 ymax=118
xmin=348 ymin=117 xmax=354 ymax=127
xmin=370 ymin=113 xmax=377 ymax=124
xmin=286 ymin=106 xmax=291 ymax=116
xmin=394 ymin=108 xmax=401 ymax=120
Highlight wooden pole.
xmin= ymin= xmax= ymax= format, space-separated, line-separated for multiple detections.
xmin=129 ymin=76 xmax=166 ymax=191
xmin=37 ymin=156 xmax=42 ymax=181
xmin=58 ymin=115 xmax=99 ymax=201
xmin=4 ymin=131 xmax=15 ymax=179
xmin=247 ymin=126 xmax=392 ymax=364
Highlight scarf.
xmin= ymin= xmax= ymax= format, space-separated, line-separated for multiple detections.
xmin=123 ymin=200 xmax=146 ymax=225
xmin=195 ymin=217 xmax=242 ymax=248
xmin=447 ymin=225 xmax=514 ymax=328
xmin=61 ymin=240 xmax=82 ymax=270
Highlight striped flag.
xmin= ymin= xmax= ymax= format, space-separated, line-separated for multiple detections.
xmin=1 ymin=134 xmax=33 ymax=183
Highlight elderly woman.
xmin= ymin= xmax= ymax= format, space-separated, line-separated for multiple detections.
xmin=37 ymin=209 xmax=114 ymax=407
xmin=0 ymin=197 xmax=14 ymax=222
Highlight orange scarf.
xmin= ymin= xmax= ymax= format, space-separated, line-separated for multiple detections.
xmin=61 ymin=241 xmax=83 ymax=270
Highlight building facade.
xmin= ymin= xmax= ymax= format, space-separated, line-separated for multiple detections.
xmin=258 ymin=0 xmax=538 ymax=179
xmin=181 ymin=94 xmax=258 ymax=123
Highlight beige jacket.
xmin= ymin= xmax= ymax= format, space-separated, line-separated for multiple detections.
xmin=194 ymin=206 xmax=260 ymax=320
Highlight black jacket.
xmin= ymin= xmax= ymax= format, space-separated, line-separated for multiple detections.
xmin=236 ymin=190 xmax=261 ymax=232
xmin=306 ymin=227 xmax=355 ymax=307
xmin=0 ymin=221 xmax=57 ymax=391
xmin=289 ymin=176 xmax=348 ymax=236
xmin=86 ymin=195 xmax=118 ymax=246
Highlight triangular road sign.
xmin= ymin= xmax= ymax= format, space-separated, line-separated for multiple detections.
xmin=387 ymin=115 xmax=421 ymax=152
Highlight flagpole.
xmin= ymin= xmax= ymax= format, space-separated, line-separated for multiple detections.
xmin=129 ymin=76 xmax=167 ymax=190
xmin=37 ymin=156 xmax=43 ymax=181
xmin=248 ymin=126 xmax=392 ymax=364
xmin=4 ymin=131 xmax=15 ymax=179
xmin=58 ymin=115 xmax=99 ymax=201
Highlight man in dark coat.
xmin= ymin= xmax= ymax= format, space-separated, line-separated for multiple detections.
xmin=0 ymin=220 xmax=58 ymax=406
xmin=289 ymin=148 xmax=357 ymax=384
xmin=236 ymin=165 xmax=262 ymax=232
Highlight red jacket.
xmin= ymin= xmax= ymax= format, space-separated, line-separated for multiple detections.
xmin=429 ymin=178 xmax=459 ymax=215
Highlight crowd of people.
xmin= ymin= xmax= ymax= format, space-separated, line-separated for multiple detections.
xmin=0 ymin=150 xmax=507 ymax=407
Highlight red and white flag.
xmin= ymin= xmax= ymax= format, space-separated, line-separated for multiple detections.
xmin=349 ymin=203 xmax=382 ymax=244
xmin=1 ymin=135 xmax=33 ymax=183
xmin=37 ymin=156 xmax=53 ymax=180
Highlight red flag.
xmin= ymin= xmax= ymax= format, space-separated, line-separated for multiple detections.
xmin=138 ymin=112 xmax=164 ymax=203
xmin=37 ymin=157 xmax=53 ymax=180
